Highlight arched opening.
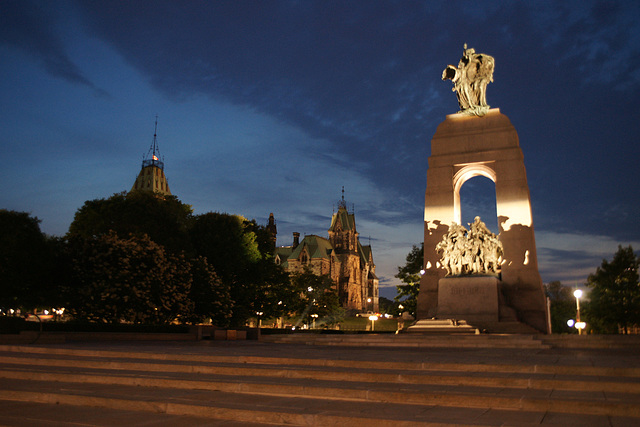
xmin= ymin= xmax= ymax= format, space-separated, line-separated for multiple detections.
xmin=453 ymin=163 xmax=498 ymax=233
xmin=459 ymin=176 xmax=498 ymax=233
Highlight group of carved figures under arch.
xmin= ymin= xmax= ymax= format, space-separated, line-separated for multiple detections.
xmin=436 ymin=216 xmax=503 ymax=276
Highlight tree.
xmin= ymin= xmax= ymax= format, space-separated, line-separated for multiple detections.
xmin=544 ymin=281 xmax=576 ymax=334
xmin=189 ymin=212 xmax=293 ymax=326
xmin=68 ymin=191 xmax=193 ymax=254
xmin=240 ymin=256 xmax=293 ymax=324
xmin=67 ymin=232 xmax=193 ymax=324
xmin=0 ymin=210 xmax=53 ymax=310
xmin=189 ymin=213 xmax=261 ymax=285
xmin=585 ymin=245 xmax=640 ymax=334
xmin=185 ymin=256 xmax=233 ymax=327
xmin=290 ymin=267 xmax=343 ymax=327
xmin=394 ymin=243 xmax=423 ymax=317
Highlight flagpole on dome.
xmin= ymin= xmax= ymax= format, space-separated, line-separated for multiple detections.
xmin=142 ymin=115 xmax=165 ymax=170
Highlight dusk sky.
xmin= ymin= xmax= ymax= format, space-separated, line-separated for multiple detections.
xmin=2 ymin=1 xmax=639 ymax=299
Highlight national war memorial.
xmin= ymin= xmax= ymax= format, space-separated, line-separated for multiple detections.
xmin=414 ymin=44 xmax=550 ymax=334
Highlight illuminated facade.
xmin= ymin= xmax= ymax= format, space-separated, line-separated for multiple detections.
xmin=272 ymin=200 xmax=379 ymax=312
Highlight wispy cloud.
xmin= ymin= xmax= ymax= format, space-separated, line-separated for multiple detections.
xmin=0 ymin=1 xmax=106 ymax=96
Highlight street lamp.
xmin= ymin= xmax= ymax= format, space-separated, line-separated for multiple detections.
xmin=256 ymin=311 xmax=263 ymax=328
xmin=573 ymin=289 xmax=584 ymax=335
xmin=368 ymin=315 xmax=378 ymax=331
xmin=310 ymin=313 xmax=318 ymax=329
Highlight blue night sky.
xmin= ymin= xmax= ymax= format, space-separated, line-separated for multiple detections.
xmin=1 ymin=1 xmax=639 ymax=299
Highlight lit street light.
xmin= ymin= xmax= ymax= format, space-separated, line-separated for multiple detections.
xmin=573 ymin=289 xmax=584 ymax=335
xmin=256 ymin=311 xmax=263 ymax=329
xmin=368 ymin=314 xmax=378 ymax=331
xmin=310 ymin=313 xmax=318 ymax=329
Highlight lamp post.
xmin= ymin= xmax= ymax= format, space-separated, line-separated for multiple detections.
xmin=573 ymin=289 xmax=585 ymax=335
xmin=368 ymin=314 xmax=378 ymax=331
xmin=310 ymin=313 xmax=318 ymax=329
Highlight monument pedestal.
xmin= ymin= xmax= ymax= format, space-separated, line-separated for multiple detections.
xmin=409 ymin=275 xmax=540 ymax=334
xmin=437 ymin=276 xmax=499 ymax=323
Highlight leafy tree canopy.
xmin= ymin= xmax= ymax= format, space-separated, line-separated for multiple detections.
xmin=290 ymin=267 xmax=343 ymax=327
xmin=67 ymin=191 xmax=193 ymax=254
xmin=0 ymin=209 xmax=53 ymax=309
xmin=189 ymin=212 xmax=261 ymax=282
xmin=544 ymin=281 xmax=576 ymax=334
xmin=394 ymin=243 xmax=423 ymax=316
xmin=585 ymin=245 xmax=640 ymax=334
xmin=66 ymin=232 xmax=193 ymax=324
xmin=185 ymin=256 xmax=233 ymax=327
xmin=189 ymin=212 xmax=291 ymax=326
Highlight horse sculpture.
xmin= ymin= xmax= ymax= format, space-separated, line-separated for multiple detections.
xmin=442 ymin=44 xmax=495 ymax=116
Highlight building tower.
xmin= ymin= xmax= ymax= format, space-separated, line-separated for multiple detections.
xmin=273 ymin=189 xmax=379 ymax=313
xmin=130 ymin=116 xmax=171 ymax=196
xmin=327 ymin=188 xmax=378 ymax=311
xmin=266 ymin=213 xmax=277 ymax=248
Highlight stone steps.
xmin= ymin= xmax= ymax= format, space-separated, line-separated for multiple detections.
xmin=261 ymin=332 xmax=551 ymax=348
xmin=0 ymin=343 xmax=639 ymax=425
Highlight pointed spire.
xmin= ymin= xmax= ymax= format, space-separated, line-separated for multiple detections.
xmin=338 ymin=186 xmax=347 ymax=210
xmin=152 ymin=115 xmax=159 ymax=161
xmin=143 ymin=115 xmax=164 ymax=170
xmin=131 ymin=116 xmax=171 ymax=196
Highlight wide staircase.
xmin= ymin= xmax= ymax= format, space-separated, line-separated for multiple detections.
xmin=0 ymin=338 xmax=639 ymax=426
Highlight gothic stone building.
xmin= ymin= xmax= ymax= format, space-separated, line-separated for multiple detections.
xmin=272 ymin=201 xmax=379 ymax=313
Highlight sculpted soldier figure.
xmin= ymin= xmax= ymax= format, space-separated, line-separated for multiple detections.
xmin=436 ymin=217 xmax=503 ymax=276
xmin=442 ymin=44 xmax=495 ymax=116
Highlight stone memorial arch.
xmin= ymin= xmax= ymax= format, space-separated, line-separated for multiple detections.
xmin=415 ymin=45 xmax=549 ymax=333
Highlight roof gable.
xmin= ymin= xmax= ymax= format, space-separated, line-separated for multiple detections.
xmin=329 ymin=207 xmax=355 ymax=233
xmin=290 ymin=235 xmax=334 ymax=260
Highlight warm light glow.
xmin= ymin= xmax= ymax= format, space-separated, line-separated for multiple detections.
xmin=452 ymin=163 xmax=497 ymax=225
xmin=573 ymin=289 xmax=583 ymax=299
xmin=153 ymin=154 xmax=159 ymax=161
xmin=495 ymin=200 xmax=533 ymax=232
xmin=523 ymin=250 xmax=529 ymax=265
xmin=368 ymin=315 xmax=378 ymax=321
xmin=575 ymin=321 xmax=586 ymax=330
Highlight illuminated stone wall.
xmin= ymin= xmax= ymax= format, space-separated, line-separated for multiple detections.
xmin=418 ymin=109 xmax=548 ymax=333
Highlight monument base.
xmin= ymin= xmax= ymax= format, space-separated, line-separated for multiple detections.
xmin=437 ymin=276 xmax=499 ymax=323
xmin=407 ymin=318 xmax=479 ymax=334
